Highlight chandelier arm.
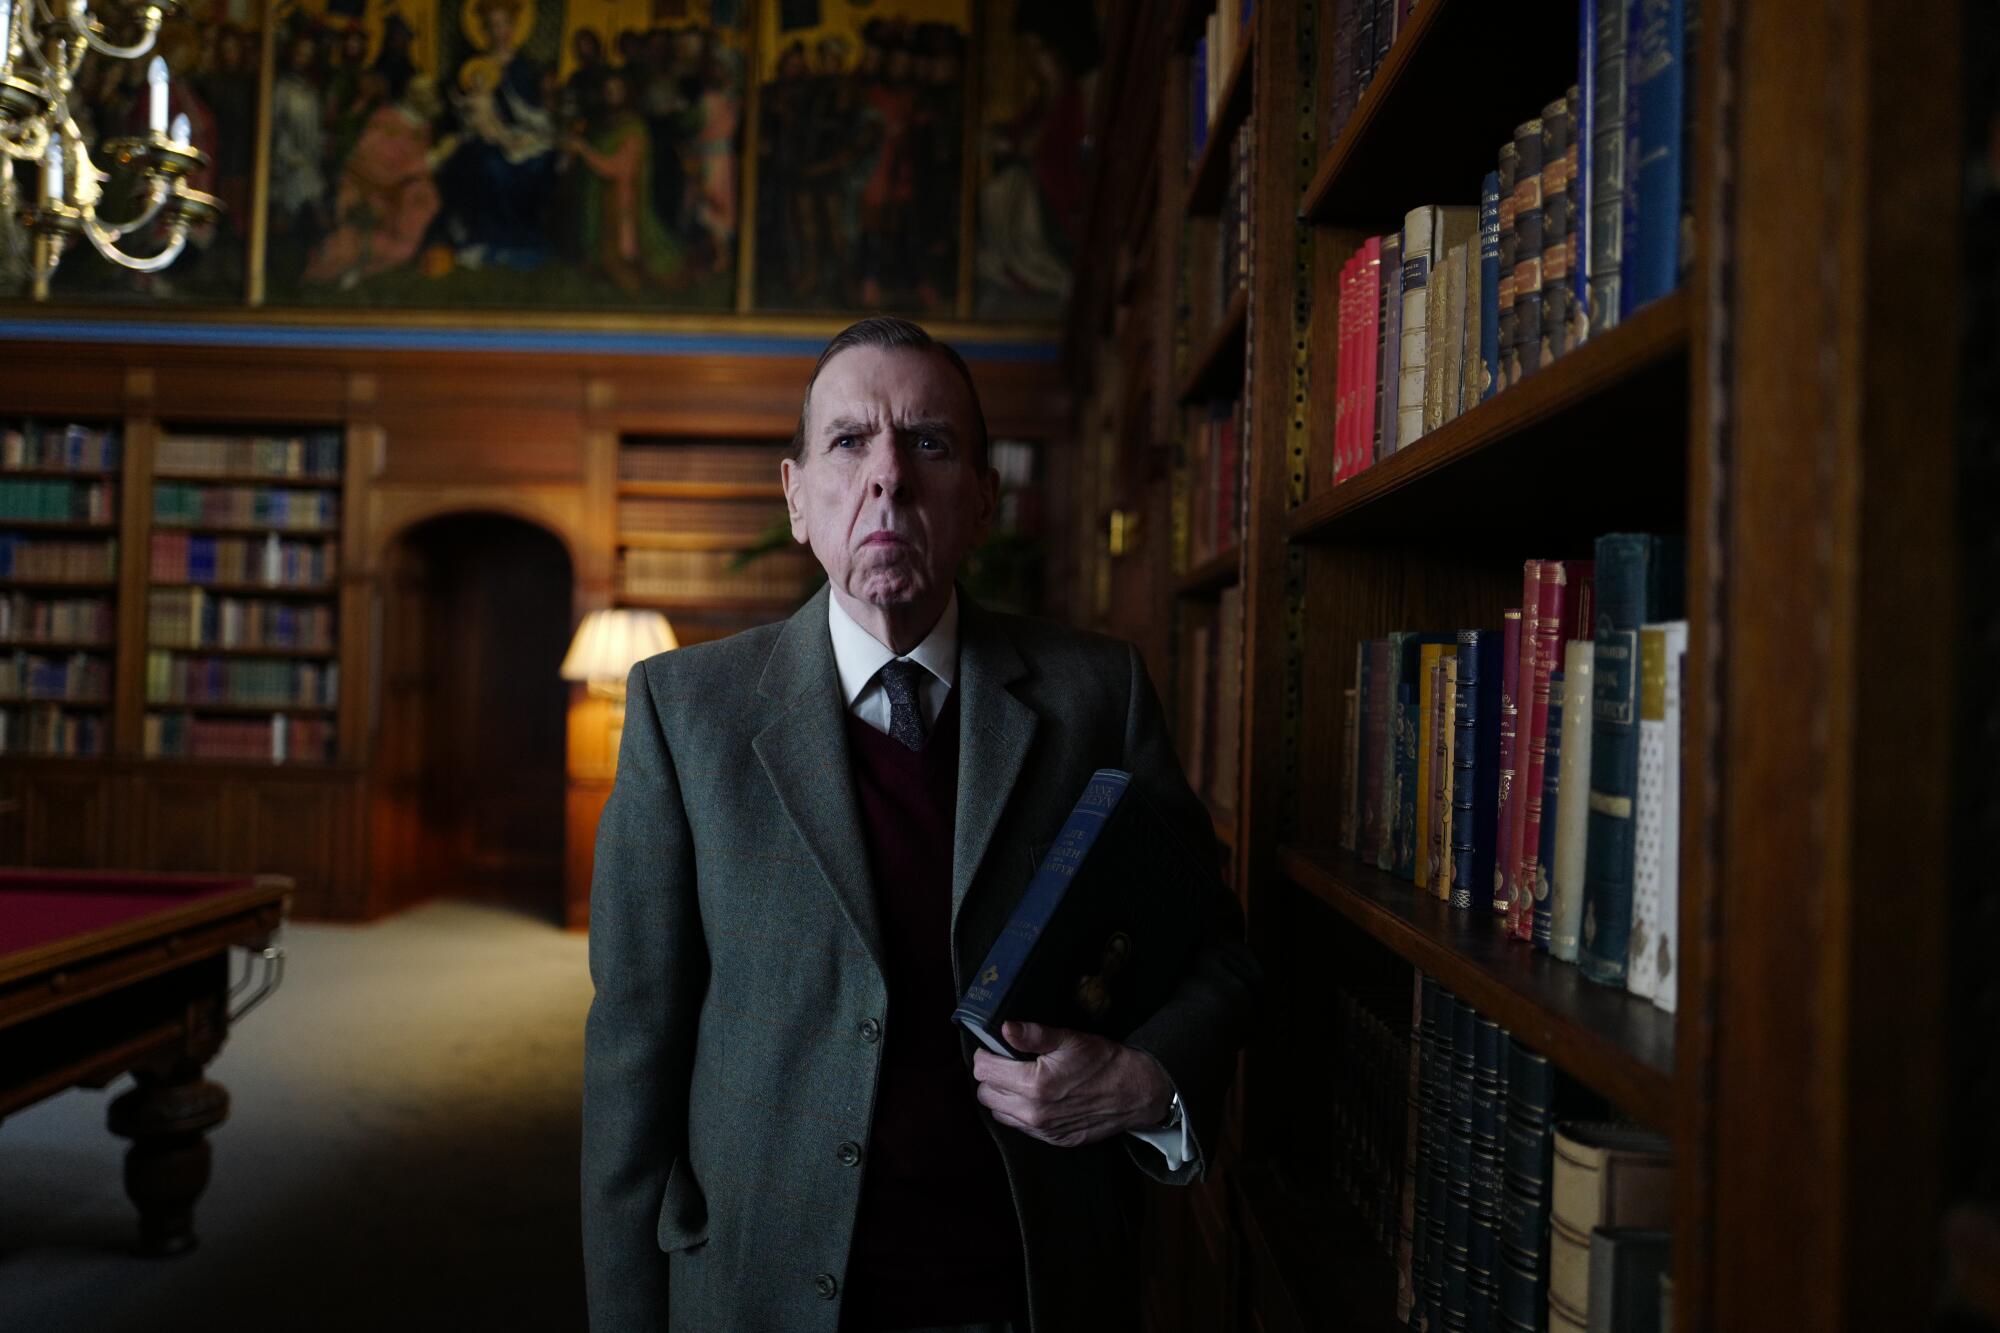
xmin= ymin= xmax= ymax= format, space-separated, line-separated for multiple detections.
xmin=81 ymin=214 xmax=185 ymax=271
xmin=85 ymin=174 xmax=171 ymax=238
xmin=0 ymin=123 xmax=51 ymax=159
xmin=73 ymin=10 xmax=160 ymax=61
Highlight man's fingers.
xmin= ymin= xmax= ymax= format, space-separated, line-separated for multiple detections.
xmin=1001 ymin=1020 xmax=1068 ymax=1055
xmin=972 ymin=1049 xmax=1039 ymax=1095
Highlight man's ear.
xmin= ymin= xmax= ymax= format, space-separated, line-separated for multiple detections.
xmin=781 ymin=457 xmax=810 ymax=543
xmin=975 ymin=464 xmax=1000 ymax=535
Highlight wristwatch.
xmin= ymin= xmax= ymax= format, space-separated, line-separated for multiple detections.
xmin=1156 ymin=1092 xmax=1184 ymax=1132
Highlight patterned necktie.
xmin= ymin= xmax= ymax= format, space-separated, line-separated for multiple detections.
xmin=876 ymin=659 xmax=928 ymax=751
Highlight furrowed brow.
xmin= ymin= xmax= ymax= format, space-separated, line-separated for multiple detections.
xmin=897 ymin=418 xmax=959 ymax=440
xmin=821 ymin=416 xmax=875 ymax=440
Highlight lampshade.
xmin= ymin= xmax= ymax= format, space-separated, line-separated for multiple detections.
xmin=560 ymin=609 xmax=678 ymax=685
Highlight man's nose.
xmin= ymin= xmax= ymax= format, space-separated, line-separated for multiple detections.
xmin=868 ymin=442 xmax=908 ymax=498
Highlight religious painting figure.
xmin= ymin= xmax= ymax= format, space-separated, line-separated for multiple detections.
xmin=562 ymin=70 xmax=685 ymax=294
xmin=433 ymin=0 xmax=557 ymax=270
xmin=303 ymin=75 xmax=457 ymax=289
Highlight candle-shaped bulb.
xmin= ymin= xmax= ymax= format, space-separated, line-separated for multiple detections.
xmin=147 ymin=55 xmax=168 ymax=134
xmin=41 ymin=137 xmax=62 ymax=205
xmin=170 ymin=112 xmax=189 ymax=146
xmin=0 ymin=0 xmax=15 ymax=80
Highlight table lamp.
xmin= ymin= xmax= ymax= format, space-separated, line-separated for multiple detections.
xmin=560 ymin=608 xmax=677 ymax=729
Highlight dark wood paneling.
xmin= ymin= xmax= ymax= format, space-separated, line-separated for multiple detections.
xmin=237 ymin=779 xmax=340 ymax=914
xmin=134 ymin=774 xmax=233 ymax=872
xmin=21 ymin=770 xmax=114 ymax=868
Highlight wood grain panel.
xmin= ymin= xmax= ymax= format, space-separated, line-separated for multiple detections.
xmin=21 ymin=770 xmax=114 ymax=867
xmin=134 ymin=773 xmax=232 ymax=872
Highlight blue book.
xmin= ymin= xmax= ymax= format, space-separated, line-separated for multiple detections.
xmin=1580 ymin=534 xmax=1685 ymax=985
xmin=1450 ymin=630 xmax=1504 ymax=910
xmin=953 ymin=768 xmax=1205 ymax=1057
xmin=1532 ymin=673 xmax=1564 ymax=949
xmin=1619 ymin=0 xmax=1686 ymax=318
xmin=1478 ymin=172 xmax=1501 ymax=402
xmin=1590 ymin=0 xmax=1629 ymax=333
xmin=1577 ymin=0 xmax=1598 ymax=323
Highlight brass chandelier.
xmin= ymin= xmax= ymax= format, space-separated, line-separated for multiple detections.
xmin=1 ymin=0 xmax=219 ymax=299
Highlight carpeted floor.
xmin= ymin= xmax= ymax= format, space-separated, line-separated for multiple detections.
xmin=0 ymin=898 xmax=594 ymax=1333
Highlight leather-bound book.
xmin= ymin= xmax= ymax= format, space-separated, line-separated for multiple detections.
xmin=1360 ymin=236 xmax=1384 ymax=476
xmin=1586 ymin=1228 xmax=1671 ymax=1333
xmin=1589 ymin=0 xmax=1629 ymax=334
xmin=1479 ymin=170 xmax=1503 ymax=402
xmin=1431 ymin=656 xmax=1459 ymax=898
xmin=1333 ymin=252 xmax=1356 ymax=484
xmin=1552 ymin=1120 xmax=1672 ymax=1233
xmin=1329 ymin=0 xmax=1357 ymax=142
xmin=1505 ymin=561 xmax=1544 ymax=933
xmin=1515 ymin=561 xmax=1567 ymax=940
xmin=1377 ymin=231 xmax=1405 ymax=466
xmin=1575 ymin=0 xmax=1599 ymax=344
xmin=1495 ymin=143 xmax=1520 ymax=395
xmin=1619 ymin=0 xmax=1687 ymax=319
xmin=1550 ymin=642 xmax=1596 ymax=961
xmin=1494 ymin=608 xmax=1524 ymax=912
xmin=1539 ymin=96 xmax=1574 ymax=369
xmin=1509 ymin=118 xmax=1545 ymax=387
xmin=1452 ymin=628 xmax=1503 ymax=911
xmin=1580 ymin=534 xmax=1684 ymax=986
xmin=1418 ymin=643 xmax=1448 ymax=892
xmin=1533 ymin=672 xmax=1566 ymax=950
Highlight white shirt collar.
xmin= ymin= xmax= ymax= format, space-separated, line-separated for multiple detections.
xmin=827 ymin=588 xmax=959 ymax=708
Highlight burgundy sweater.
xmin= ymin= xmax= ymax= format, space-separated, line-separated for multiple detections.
xmin=840 ymin=689 xmax=1028 ymax=1332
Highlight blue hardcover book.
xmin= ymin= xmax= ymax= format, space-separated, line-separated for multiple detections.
xmin=1577 ymin=0 xmax=1598 ymax=327
xmin=1479 ymin=171 xmax=1501 ymax=401
xmin=1579 ymin=534 xmax=1686 ymax=985
xmin=1450 ymin=630 xmax=1504 ymax=912
xmin=1532 ymin=674 xmax=1564 ymax=950
xmin=1619 ymin=0 xmax=1685 ymax=318
xmin=954 ymin=768 xmax=1205 ymax=1057
xmin=1191 ymin=38 xmax=1209 ymax=166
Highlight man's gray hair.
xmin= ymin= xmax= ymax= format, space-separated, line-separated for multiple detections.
xmin=790 ymin=316 xmax=991 ymax=469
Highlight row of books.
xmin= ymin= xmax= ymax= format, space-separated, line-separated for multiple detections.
xmin=1189 ymin=0 xmax=1256 ymax=169
xmin=1325 ymin=981 xmax=1415 ymax=1256
xmin=616 ymin=497 xmax=786 ymax=541
xmin=152 ymin=483 xmax=340 ymax=532
xmin=1181 ymin=584 xmax=1245 ymax=821
xmin=0 ymin=536 xmax=118 ymax=583
xmin=0 ymin=593 xmax=114 ymax=644
xmin=0 ymin=478 xmax=117 ymax=523
xmin=0 ymin=704 xmax=105 ymax=756
xmin=149 ymin=532 xmax=338 ymax=588
xmin=1215 ymin=120 xmax=1254 ymax=318
xmin=156 ymin=431 xmax=342 ymax=481
xmin=1327 ymin=0 xmax=1420 ymax=146
xmin=1338 ymin=534 xmax=1685 ymax=1007
xmin=618 ymin=547 xmax=818 ymax=604
xmin=145 ymin=652 xmax=339 ymax=709
xmin=1393 ymin=972 xmax=1674 ymax=1333
xmin=1 ymin=422 xmax=120 ymax=473
xmin=144 ymin=711 xmax=335 ymax=763
xmin=1184 ymin=396 xmax=1246 ymax=569
xmin=148 ymin=589 xmax=336 ymax=654
xmin=618 ymin=442 xmax=786 ymax=486
xmin=0 ymin=651 xmax=111 ymax=701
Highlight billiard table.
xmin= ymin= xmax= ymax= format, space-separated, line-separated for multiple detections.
xmin=0 ymin=869 xmax=290 ymax=1255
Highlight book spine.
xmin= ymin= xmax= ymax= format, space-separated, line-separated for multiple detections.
xmin=1377 ymin=231 xmax=1405 ymax=465
xmin=1590 ymin=0 xmax=1629 ymax=334
xmin=1362 ymin=236 xmax=1384 ymax=475
xmin=1470 ymin=1016 xmax=1505 ymax=1329
xmin=1654 ymin=621 xmax=1686 ymax=1012
xmin=1451 ymin=629 xmax=1487 ymax=909
xmin=1444 ymin=998 xmax=1477 ymax=1328
xmin=1432 ymin=657 xmax=1458 ymax=899
xmin=1576 ymin=0 xmax=1598 ymax=343
xmin=1340 ymin=682 xmax=1360 ymax=853
xmin=1417 ymin=643 xmax=1442 ymax=891
xmin=1351 ymin=640 xmax=1369 ymax=848
xmin=1459 ymin=231 xmax=1484 ymax=418
xmin=952 ymin=769 xmax=1133 ymax=1041
xmin=1564 ymin=83 xmax=1582 ymax=350
xmin=1580 ymin=533 xmax=1660 ymax=985
xmin=1423 ymin=243 xmax=1455 ymax=436
xmin=1550 ymin=640 xmax=1597 ymax=961
xmin=1534 ymin=673 xmax=1565 ymax=951
xmin=1380 ymin=632 xmax=1408 ymax=870
xmin=1396 ymin=678 xmax=1420 ymax=878
xmin=1442 ymin=242 xmax=1471 ymax=425
xmin=1540 ymin=95 xmax=1575 ymax=369
xmin=1398 ymin=207 xmax=1437 ymax=450
xmin=1398 ymin=970 xmax=1427 ymax=1322
xmin=1516 ymin=561 xmax=1566 ymax=941
xmin=1421 ymin=981 xmax=1450 ymax=1328
xmin=1365 ymin=638 xmax=1391 ymax=860
xmin=1510 ymin=118 xmax=1546 ymax=386
xmin=1479 ymin=171 xmax=1502 ymax=402
xmin=1330 ymin=0 xmax=1357 ymax=139
xmin=1495 ymin=143 xmax=1520 ymax=396
xmin=1620 ymin=0 xmax=1687 ymax=318
xmin=1627 ymin=623 xmax=1669 ymax=1002
xmin=1501 ymin=1042 xmax=1555 ymax=1332
xmin=1334 ymin=253 xmax=1355 ymax=485
xmin=1493 ymin=610 xmax=1523 ymax=913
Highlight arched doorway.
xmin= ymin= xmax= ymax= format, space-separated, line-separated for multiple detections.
xmin=372 ymin=512 xmax=573 ymax=922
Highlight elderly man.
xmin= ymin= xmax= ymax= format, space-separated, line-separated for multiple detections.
xmin=581 ymin=317 xmax=1258 ymax=1332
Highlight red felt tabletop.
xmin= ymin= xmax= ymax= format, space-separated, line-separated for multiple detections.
xmin=0 ymin=871 xmax=249 ymax=955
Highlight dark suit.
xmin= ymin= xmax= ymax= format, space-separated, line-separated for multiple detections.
xmin=582 ymin=586 xmax=1259 ymax=1331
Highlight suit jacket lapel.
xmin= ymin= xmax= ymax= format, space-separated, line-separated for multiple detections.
xmin=752 ymin=587 xmax=886 ymax=974
xmin=953 ymin=594 xmax=1037 ymax=929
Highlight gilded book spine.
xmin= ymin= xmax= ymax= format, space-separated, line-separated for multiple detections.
xmin=1550 ymin=640 xmax=1596 ymax=961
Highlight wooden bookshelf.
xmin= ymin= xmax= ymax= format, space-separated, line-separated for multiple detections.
xmin=1185 ymin=27 xmax=1256 ymax=217
xmin=1179 ymin=287 xmax=1250 ymax=404
xmin=615 ymin=480 xmax=784 ymax=501
xmin=0 ymin=519 xmax=118 ymax=533
xmin=1178 ymin=545 xmax=1241 ymax=596
xmin=149 ymin=580 xmax=336 ymax=594
xmin=0 ymin=467 xmax=117 ymax=480
xmin=0 ymin=579 xmax=118 ymax=591
xmin=1236 ymin=1164 xmax=1404 ymax=1333
xmin=613 ymin=436 xmax=809 ymax=619
xmin=147 ymin=642 xmax=338 ymax=659
xmin=151 ymin=472 xmax=343 ymax=489
xmin=149 ymin=522 xmax=339 ymax=537
xmin=1281 ymin=844 xmax=1675 ymax=1128
xmin=1301 ymin=0 xmax=1579 ymax=227
xmin=1288 ymin=291 xmax=1692 ymax=542
xmin=145 ymin=702 xmax=338 ymax=717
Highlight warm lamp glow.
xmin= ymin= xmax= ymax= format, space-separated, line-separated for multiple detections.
xmin=560 ymin=609 xmax=677 ymax=698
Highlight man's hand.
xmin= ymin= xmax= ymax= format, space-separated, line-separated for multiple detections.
xmin=972 ymin=1021 xmax=1176 ymax=1148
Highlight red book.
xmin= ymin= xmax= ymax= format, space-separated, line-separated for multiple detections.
xmin=1514 ymin=560 xmax=1566 ymax=941
xmin=1335 ymin=254 xmax=1357 ymax=484
xmin=1345 ymin=250 xmax=1365 ymax=482
xmin=1358 ymin=236 xmax=1383 ymax=482
xmin=1506 ymin=562 xmax=1545 ymax=934
xmin=1493 ymin=607 xmax=1523 ymax=913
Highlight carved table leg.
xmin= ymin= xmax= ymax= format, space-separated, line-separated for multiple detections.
xmin=107 ymin=1059 xmax=231 ymax=1257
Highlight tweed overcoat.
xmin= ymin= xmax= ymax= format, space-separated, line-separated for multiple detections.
xmin=581 ymin=586 xmax=1260 ymax=1332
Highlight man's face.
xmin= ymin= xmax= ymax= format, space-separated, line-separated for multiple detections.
xmin=783 ymin=346 xmax=997 ymax=616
